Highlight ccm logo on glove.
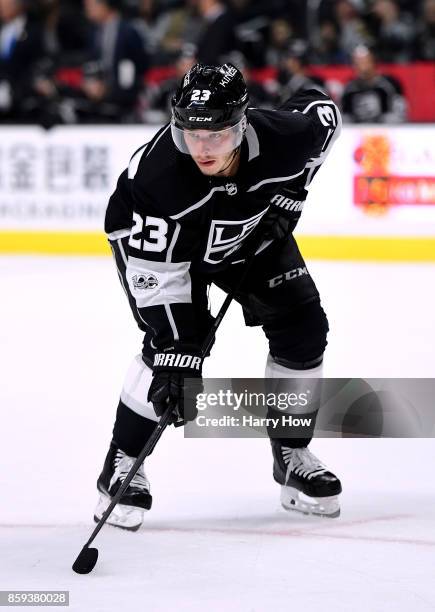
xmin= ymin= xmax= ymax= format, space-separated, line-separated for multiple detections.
xmin=153 ymin=353 xmax=202 ymax=370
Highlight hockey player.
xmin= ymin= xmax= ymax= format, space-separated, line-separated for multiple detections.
xmin=341 ymin=46 xmax=407 ymax=123
xmin=95 ymin=63 xmax=343 ymax=530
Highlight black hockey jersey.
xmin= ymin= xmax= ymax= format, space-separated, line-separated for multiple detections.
xmin=341 ymin=75 xmax=407 ymax=123
xmin=105 ymin=89 xmax=341 ymax=350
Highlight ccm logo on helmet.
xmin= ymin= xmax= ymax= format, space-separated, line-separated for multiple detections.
xmin=188 ymin=116 xmax=212 ymax=122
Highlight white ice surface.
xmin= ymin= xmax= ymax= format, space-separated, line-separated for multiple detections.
xmin=1 ymin=256 xmax=434 ymax=611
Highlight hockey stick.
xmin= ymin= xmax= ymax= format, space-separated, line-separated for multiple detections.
xmin=72 ymin=403 xmax=174 ymax=574
xmin=72 ymin=227 xmax=268 ymax=574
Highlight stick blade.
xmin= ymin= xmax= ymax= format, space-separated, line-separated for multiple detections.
xmin=72 ymin=546 xmax=99 ymax=574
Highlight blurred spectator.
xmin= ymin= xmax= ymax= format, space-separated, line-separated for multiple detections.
xmin=0 ymin=0 xmax=44 ymax=122
xmin=264 ymin=18 xmax=294 ymax=66
xmin=195 ymin=0 xmax=237 ymax=64
xmin=370 ymin=0 xmax=415 ymax=63
xmin=74 ymin=0 xmax=148 ymax=122
xmin=341 ymin=45 xmax=407 ymax=123
xmin=277 ymin=39 xmax=326 ymax=103
xmin=222 ymin=50 xmax=278 ymax=108
xmin=0 ymin=0 xmax=429 ymax=126
xmin=310 ymin=20 xmax=350 ymax=65
xmin=25 ymin=1 xmax=90 ymax=126
xmin=229 ymin=0 xmax=270 ymax=67
xmin=140 ymin=46 xmax=197 ymax=123
xmin=131 ymin=0 xmax=160 ymax=57
xmin=131 ymin=0 xmax=153 ymax=30
xmin=154 ymin=0 xmax=201 ymax=61
xmin=334 ymin=0 xmax=373 ymax=57
xmin=414 ymin=0 xmax=435 ymax=60
xmin=135 ymin=0 xmax=201 ymax=62
xmin=38 ymin=0 xmax=90 ymax=60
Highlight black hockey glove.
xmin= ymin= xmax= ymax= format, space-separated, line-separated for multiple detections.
xmin=263 ymin=211 xmax=298 ymax=240
xmin=148 ymin=345 xmax=203 ymax=427
xmin=263 ymin=187 xmax=307 ymax=240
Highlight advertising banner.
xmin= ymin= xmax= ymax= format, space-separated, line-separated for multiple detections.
xmin=0 ymin=126 xmax=157 ymax=231
xmin=0 ymin=125 xmax=434 ymax=258
xmin=298 ymin=125 xmax=435 ymax=237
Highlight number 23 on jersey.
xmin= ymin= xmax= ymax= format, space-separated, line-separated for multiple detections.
xmin=129 ymin=212 xmax=168 ymax=252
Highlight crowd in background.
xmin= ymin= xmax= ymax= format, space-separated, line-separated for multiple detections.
xmin=0 ymin=0 xmax=433 ymax=126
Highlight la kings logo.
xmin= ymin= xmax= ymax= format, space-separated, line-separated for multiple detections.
xmin=204 ymin=209 xmax=266 ymax=264
xmin=132 ymin=273 xmax=159 ymax=290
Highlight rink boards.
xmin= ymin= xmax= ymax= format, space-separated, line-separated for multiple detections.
xmin=0 ymin=124 xmax=434 ymax=261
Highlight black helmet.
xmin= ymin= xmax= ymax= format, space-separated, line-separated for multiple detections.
xmin=171 ymin=63 xmax=248 ymax=129
xmin=171 ymin=63 xmax=249 ymax=155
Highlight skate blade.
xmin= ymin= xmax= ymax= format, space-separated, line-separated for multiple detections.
xmin=280 ymin=486 xmax=340 ymax=518
xmin=93 ymin=493 xmax=145 ymax=531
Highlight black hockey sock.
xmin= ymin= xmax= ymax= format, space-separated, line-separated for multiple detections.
xmin=274 ymin=436 xmax=313 ymax=449
xmin=112 ymin=400 xmax=158 ymax=457
xmin=266 ymin=408 xmax=319 ymax=447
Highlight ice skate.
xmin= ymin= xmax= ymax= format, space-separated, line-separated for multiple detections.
xmin=94 ymin=442 xmax=152 ymax=531
xmin=271 ymin=441 xmax=342 ymax=518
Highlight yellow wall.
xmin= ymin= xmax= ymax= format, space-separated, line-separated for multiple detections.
xmin=2 ymin=231 xmax=434 ymax=261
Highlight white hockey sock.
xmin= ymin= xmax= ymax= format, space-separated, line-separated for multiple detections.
xmin=120 ymin=354 xmax=158 ymax=422
xmin=265 ymin=353 xmax=324 ymax=416
xmin=265 ymin=353 xmax=324 ymax=378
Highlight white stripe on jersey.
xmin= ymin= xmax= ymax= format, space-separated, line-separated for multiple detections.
xmin=146 ymin=125 xmax=170 ymax=159
xmin=127 ymin=125 xmax=171 ymax=179
xmin=247 ymin=168 xmax=305 ymax=193
xmin=107 ymin=228 xmax=131 ymax=240
xmin=301 ymin=99 xmax=342 ymax=188
xmin=301 ymin=99 xmax=338 ymax=114
xmin=246 ymin=123 xmax=260 ymax=161
xmin=166 ymin=221 xmax=181 ymax=262
xmin=170 ymin=186 xmax=227 ymax=220
xmin=118 ymin=237 xmax=128 ymax=266
xmin=164 ymin=303 xmax=179 ymax=342
xmin=116 ymin=268 xmax=129 ymax=298
xmin=128 ymin=144 xmax=148 ymax=179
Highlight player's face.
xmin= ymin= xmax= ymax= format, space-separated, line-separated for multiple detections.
xmin=184 ymin=129 xmax=238 ymax=175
